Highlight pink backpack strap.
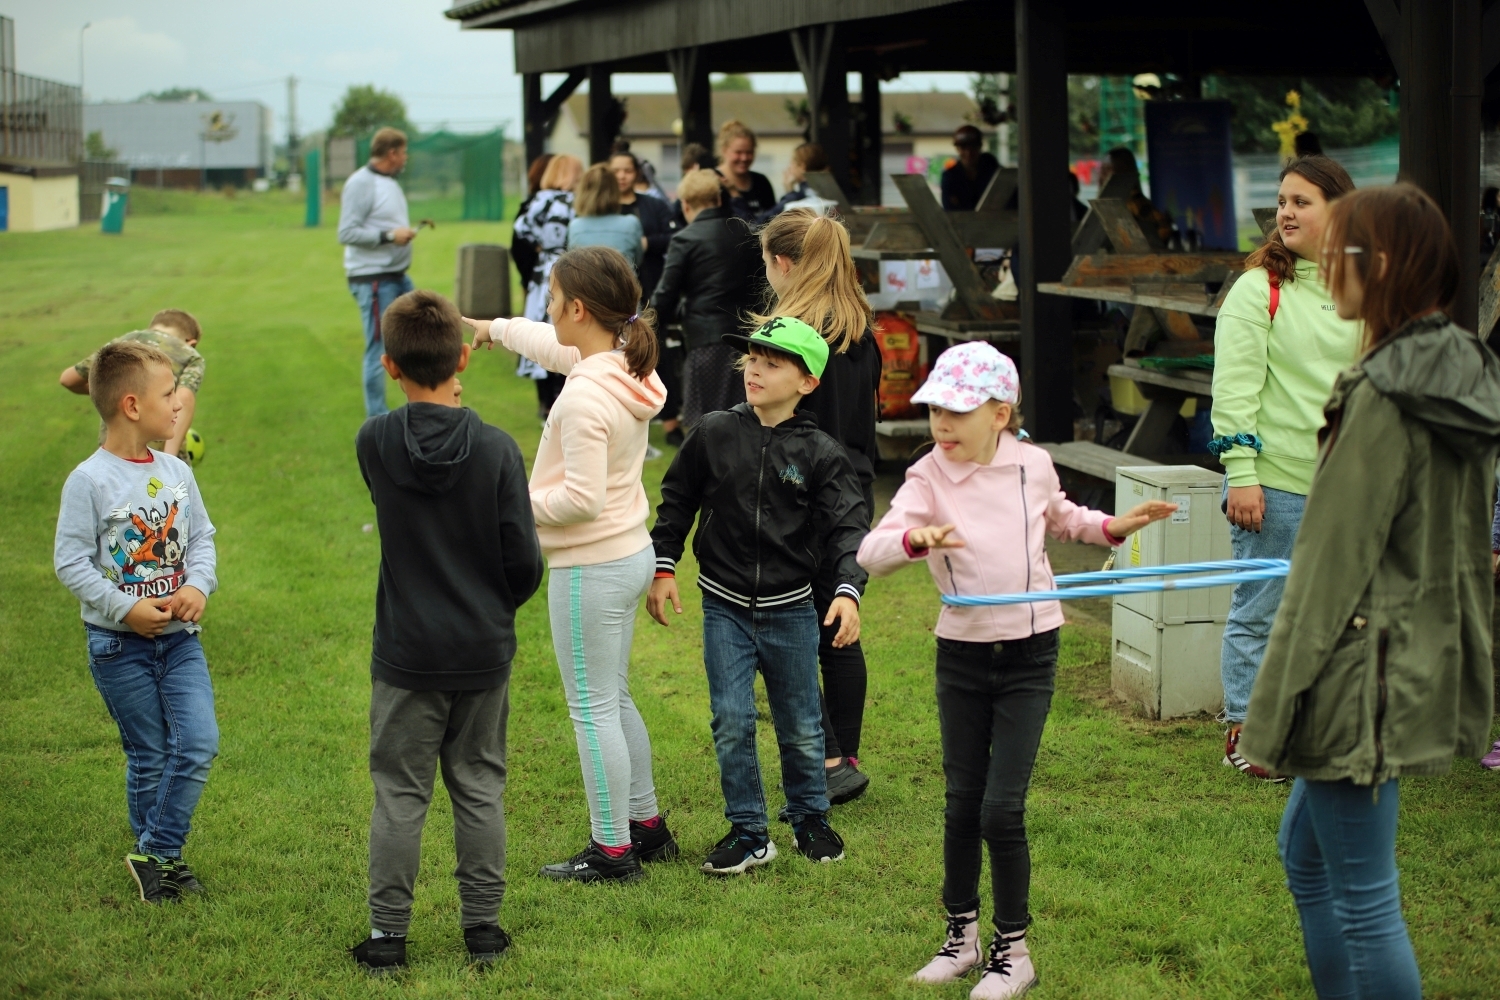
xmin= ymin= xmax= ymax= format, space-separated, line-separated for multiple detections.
xmin=1267 ymin=271 xmax=1280 ymax=322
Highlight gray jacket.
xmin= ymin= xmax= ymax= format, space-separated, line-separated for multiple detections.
xmin=338 ymin=164 xmax=412 ymax=277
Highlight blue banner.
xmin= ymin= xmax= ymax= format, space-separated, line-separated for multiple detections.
xmin=1144 ymin=100 xmax=1237 ymax=251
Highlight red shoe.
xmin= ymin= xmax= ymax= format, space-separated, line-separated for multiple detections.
xmin=1223 ymin=726 xmax=1286 ymax=783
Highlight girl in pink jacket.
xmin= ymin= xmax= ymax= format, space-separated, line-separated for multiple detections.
xmin=857 ymin=342 xmax=1173 ymax=1000
xmin=467 ymin=246 xmax=678 ymax=884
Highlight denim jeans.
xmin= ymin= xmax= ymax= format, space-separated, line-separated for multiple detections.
xmin=349 ymin=272 xmax=413 ymax=418
xmin=701 ymin=594 xmax=828 ymax=833
xmin=1278 ymin=778 xmax=1422 ymax=1000
xmin=935 ymin=629 xmax=1059 ymax=930
xmin=1220 ymin=483 xmax=1305 ymax=722
xmin=85 ymin=625 xmax=219 ymax=858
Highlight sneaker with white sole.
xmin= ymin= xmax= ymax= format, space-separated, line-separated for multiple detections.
xmin=125 ymin=853 xmax=180 ymax=904
xmin=970 ymin=929 xmax=1037 ymax=1000
xmin=700 ymin=827 xmax=777 ymax=875
xmin=1223 ymin=725 xmax=1287 ymax=782
xmin=791 ymin=814 xmax=845 ymax=863
xmin=910 ymin=909 xmax=984 ymax=984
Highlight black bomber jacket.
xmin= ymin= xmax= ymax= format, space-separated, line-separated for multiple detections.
xmin=650 ymin=404 xmax=869 ymax=608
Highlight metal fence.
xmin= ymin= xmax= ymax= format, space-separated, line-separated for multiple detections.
xmin=1 ymin=69 xmax=82 ymax=164
xmin=79 ymin=159 xmax=128 ymax=222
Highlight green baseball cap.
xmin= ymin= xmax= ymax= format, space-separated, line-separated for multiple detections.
xmin=721 ymin=316 xmax=829 ymax=379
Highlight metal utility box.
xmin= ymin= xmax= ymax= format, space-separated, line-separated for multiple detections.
xmin=1111 ymin=465 xmax=1231 ymax=719
xmin=455 ymin=244 xmax=511 ymax=320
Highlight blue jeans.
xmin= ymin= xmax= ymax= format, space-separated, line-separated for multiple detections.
xmin=85 ymin=625 xmax=219 ymax=858
xmin=1220 ymin=483 xmax=1305 ymax=722
xmin=1278 ymin=778 xmax=1422 ymax=1000
xmin=701 ymin=594 xmax=829 ymax=833
xmin=349 ymin=272 xmax=413 ymax=418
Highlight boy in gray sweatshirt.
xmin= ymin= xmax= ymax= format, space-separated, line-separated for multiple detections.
xmin=53 ymin=340 xmax=219 ymax=905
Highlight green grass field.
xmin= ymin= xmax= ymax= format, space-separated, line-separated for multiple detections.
xmin=2 ymin=190 xmax=1497 ymax=999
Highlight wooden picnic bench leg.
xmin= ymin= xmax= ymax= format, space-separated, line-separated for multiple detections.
xmin=1122 ymin=390 xmax=1187 ymax=456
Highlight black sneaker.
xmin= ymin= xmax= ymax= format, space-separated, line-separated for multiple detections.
xmin=125 ymin=853 xmax=180 ymax=904
xmin=792 ymin=815 xmax=846 ymax=863
xmin=463 ymin=923 xmax=511 ymax=967
xmin=166 ymin=858 xmax=204 ymax=895
xmin=351 ymin=935 xmax=407 ymax=976
xmin=664 ymin=427 xmax=685 ymax=447
xmin=539 ymin=841 xmax=644 ymax=883
xmin=700 ymin=827 xmax=778 ymax=876
xmin=825 ymin=758 xmax=871 ymax=805
xmin=629 ymin=814 xmax=680 ymax=863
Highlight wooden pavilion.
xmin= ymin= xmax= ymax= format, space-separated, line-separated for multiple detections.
xmin=446 ymin=0 xmax=1497 ymax=443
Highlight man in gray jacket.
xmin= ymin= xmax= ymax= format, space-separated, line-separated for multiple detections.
xmin=339 ymin=127 xmax=418 ymax=417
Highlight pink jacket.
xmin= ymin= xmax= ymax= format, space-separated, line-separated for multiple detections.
xmin=491 ymin=317 xmax=666 ymax=567
xmin=857 ymin=432 xmax=1117 ymax=641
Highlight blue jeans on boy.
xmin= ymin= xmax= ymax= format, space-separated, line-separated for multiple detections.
xmin=1220 ymin=483 xmax=1305 ymax=722
xmin=349 ymin=272 xmax=413 ymax=418
xmin=701 ymin=594 xmax=829 ymax=833
xmin=86 ymin=625 xmax=219 ymax=858
xmin=1278 ymin=778 xmax=1422 ymax=1000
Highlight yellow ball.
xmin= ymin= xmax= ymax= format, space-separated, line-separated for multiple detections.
xmin=181 ymin=427 xmax=206 ymax=466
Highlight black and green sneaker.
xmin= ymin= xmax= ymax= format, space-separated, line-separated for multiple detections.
xmin=125 ymin=853 xmax=180 ymax=904
xmin=166 ymin=858 xmax=204 ymax=895
xmin=791 ymin=815 xmax=846 ymax=864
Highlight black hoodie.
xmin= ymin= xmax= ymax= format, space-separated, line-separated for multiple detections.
xmin=356 ymin=403 xmax=543 ymax=691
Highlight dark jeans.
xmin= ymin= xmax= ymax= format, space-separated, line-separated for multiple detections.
xmin=701 ymin=594 xmax=829 ymax=832
xmin=1278 ymin=778 xmax=1422 ymax=999
xmin=368 ymin=678 xmax=511 ymax=935
xmin=814 ymin=480 xmax=873 ymax=761
xmin=87 ymin=625 xmax=219 ymax=858
xmin=935 ymin=629 xmax=1059 ymax=930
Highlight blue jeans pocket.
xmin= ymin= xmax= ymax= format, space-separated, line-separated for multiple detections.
xmin=86 ymin=627 xmax=122 ymax=663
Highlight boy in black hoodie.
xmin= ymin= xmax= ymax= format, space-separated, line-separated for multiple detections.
xmin=350 ymin=290 xmax=543 ymax=975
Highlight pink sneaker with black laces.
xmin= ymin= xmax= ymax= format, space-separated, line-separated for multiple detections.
xmin=1481 ymin=740 xmax=1500 ymax=770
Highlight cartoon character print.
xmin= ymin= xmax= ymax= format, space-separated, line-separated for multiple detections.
xmin=105 ymin=477 xmax=190 ymax=596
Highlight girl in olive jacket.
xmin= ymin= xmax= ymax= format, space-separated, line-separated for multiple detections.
xmin=1240 ymin=185 xmax=1500 ymax=1000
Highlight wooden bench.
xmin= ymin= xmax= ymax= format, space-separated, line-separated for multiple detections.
xmin=1040 ymin=440 xmax=1161 ymax=481
xmin=1108 ymin=362 xmax=1213 ymax=455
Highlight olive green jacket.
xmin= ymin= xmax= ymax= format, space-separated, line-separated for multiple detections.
xmin=1240 ymin=314 xmax=1500 ymax=784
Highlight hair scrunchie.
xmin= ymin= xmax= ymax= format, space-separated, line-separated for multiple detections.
xmin=623 ymin=313 xmax=640 ymax=329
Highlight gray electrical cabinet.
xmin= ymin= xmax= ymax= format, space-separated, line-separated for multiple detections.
xmin=1111 ymin=465 xmax=1232 ymax=719
xmin=455 ymin=243 xmax=511 ymax=320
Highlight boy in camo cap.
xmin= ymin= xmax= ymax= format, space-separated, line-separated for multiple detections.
xmin=61 ymin=309 xmax=204 ymax=458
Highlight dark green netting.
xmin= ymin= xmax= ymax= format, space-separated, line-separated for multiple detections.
xmin=354 ymin=128 xmax=505 ymax=221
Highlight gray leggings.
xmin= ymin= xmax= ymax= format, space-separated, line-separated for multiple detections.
xmin=548 ymin=545 xmax=659 ymax=847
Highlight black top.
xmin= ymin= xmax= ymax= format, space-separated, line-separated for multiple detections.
xmin=725 ymin=170 xmax=778 ymax=221
xmin=940 ymin=152 xmax=1000 ymax=211
xmin=650 ymin=403 xmax=869 ymax=609
xmin=648 ymin=205 xmax=765 ymax=353
xmin=620 ymin=193 xmax=678 ymax=301
xmin=357 ymin=403 xmax=544 ymax=691
xmin=798 ymin=333 xmax=882 ymax=489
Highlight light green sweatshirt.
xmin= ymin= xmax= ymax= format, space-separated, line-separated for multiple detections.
xmin=1211 ymin=258 xmax=1362 ymax=493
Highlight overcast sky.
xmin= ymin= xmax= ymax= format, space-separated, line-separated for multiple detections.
xmin=10 ymin=2 xmax=971 ymax=142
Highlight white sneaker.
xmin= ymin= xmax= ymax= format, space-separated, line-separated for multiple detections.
xmin=970 ymin=929 xmax=1036 ymax=1000
xmin=910 ymin=910 xmax=983 ymax=984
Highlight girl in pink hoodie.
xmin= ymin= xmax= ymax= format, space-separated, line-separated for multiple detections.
xmin=467 ymin=245 xmax=678 ymax=883
xmin=857 ymin=342 xmax=1174 ymax=1000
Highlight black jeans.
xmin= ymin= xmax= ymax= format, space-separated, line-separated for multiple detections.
xmin=815 ymin=480 xmax=874 ymax=761
xmin=936 ymin=628 xmax=1059 ymax=931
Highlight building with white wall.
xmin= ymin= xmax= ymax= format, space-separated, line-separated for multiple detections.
xmin=84 ymin=100 xmax=273 ymax=188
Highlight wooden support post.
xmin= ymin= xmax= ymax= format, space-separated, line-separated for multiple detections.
xmin=588 ymin=65 xmax=615 ymax=165
xmin=523 ymin=70 xmax=585 ymax=168
xmin=666 ymin=47 xmax=712 ymax=152
xmin=1016 ymin=0 xmax=1074 ymax=443
xmin=860 ymin=69 xmax=883 ymax=206
xmin=792 ymin=23 xmax=850 ymax=199
xmin=1453 ymin=0 xmax=1482 ymax=332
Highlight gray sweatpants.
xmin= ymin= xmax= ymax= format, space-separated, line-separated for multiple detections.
xmin=548 ymin=545 xmax=659 ymax=848
xmin=368 ymin=677 xmax=510 ymax=935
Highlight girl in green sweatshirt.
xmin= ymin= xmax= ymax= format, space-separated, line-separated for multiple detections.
xmin=1209 ymin=155 xmax=1360 ymax=776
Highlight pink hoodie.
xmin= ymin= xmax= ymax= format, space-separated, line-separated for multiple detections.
xmin=491 ymin=317 xmax=666 ymax=567
xmin=857 ymin=431 xmax=1118 ymax=642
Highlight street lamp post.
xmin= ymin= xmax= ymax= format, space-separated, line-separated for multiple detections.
xmin=79 ymin=22 xmax=91 ymax=96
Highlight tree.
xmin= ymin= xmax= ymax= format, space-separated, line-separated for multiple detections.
xmin=138 ymin=87 xmax=213 ymax=102
xmin=331 ymin=85 xmax=410 ymax=138
xmin=84 ymin=130 xmax=118 ymax=160
xmin=1204 ymin=77 xmax=1398 ymax=153
xmin=711 ymin=74 xmax=752 ymax=92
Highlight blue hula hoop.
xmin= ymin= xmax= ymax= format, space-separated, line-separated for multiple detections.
xmin=939 ymin=558 xmax=1290 ymax=607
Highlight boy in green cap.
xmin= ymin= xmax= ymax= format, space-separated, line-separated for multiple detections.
xmin=647 ymin=317 xmax=868 ymax=874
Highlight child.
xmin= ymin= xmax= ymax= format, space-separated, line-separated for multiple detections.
xmin=351 ymin=290 xmax=544 ymax=974
xmin=53 ymin=340 xmax=219 ymax=904
xmin=467 ymin=245 xmax=679 ymax=884
xmin=60 ymin=309 xmax=205 ymax=459
xmin=647 ymin=316 xmax=868 ymax=874
xmin=856 ymin=342 xmax=1174 ymax=999
xmin=757 ymin=208 xmax=882 ymax=806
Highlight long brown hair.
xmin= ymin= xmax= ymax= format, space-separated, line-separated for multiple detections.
xmin=574 ymin=163 xmax=621 ymax=217
xmin=754 ymin=209 xmax=873 ymax=353
xmin=1321 ymin=184 xmax=1459 ymax=353
xmin=1245 ymin=155 xmax=1356 ymax=285
xmin=551 ymin=246 xmax=658 ymax=379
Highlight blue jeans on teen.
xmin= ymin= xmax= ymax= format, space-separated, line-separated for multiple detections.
xmin=85 ymin=625 xmax=219 ymax=858
xmin=349 ymin=272 xmax=413 ymax=418
xmin=1278 ymin=778 xmax=1422 ymax=1000
xmin=1220 ymin=483 xmax=1306 ymax=722
xmin=701 ymin=594 xmax=829 ymax=833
